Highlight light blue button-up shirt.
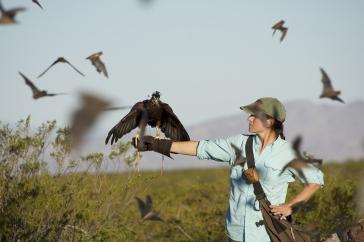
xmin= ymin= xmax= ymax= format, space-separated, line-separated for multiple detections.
xmin=197 ymin=134 xmax=324 ymax=242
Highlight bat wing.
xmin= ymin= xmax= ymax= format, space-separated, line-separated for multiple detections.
xmin=280 ymin=28 xmax=288 ymax=42
xmin=91 ymin=58 xmax=108 ymax=78
xmin=272 ymin=20 xmax=284 ymax=29
xmin=47 ymin=93 xmax=68 ymax=97
xmin=32 ymin=0 xmax=43 ymax=9
xmin=37 ymin=59 xmax=60 ymax=78
xmin=292 ymin=135 xmax=303 ymax=159
xmin=320 ymin=68 xmax=334 ymax=92
xmin=6 ymin=7 xmax=26 ymax=18
xmin=19 ymin=72 xmax=41 ymax=95
xmin=65 ymin=60 xmax=85 ymax=77
xmin=135 ymin=197 xmax=147 ymax=217
xmin=145 ymin=195 xmax=153 ymax=212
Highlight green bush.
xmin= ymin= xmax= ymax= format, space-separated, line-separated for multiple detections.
xmin=0 ymin=117 xmax=145 ymax=241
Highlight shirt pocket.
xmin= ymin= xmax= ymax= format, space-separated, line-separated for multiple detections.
xmin=261 ymin=160 xmax=286 ymax=187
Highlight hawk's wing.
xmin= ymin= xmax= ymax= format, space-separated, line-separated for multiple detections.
xmin=105 ymin=102 xmax=144 ymax=145
xmin=320 ymin=68 xmax=334 ymax=93
xmin=160 ymin=103 xmax=190 ymax=141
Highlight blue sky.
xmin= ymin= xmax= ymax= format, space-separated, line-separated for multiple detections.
xmin=1 ymin=0 xmax=363 ymax=132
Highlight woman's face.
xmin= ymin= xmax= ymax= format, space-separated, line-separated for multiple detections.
xmin=247 ymin=114 xmax=273 ymax=133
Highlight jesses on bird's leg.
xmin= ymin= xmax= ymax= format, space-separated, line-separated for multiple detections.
xmin=155 ymin=125 xmax=164 ymax=175
xmin=134 ymin=131 xmax=141 ymax=176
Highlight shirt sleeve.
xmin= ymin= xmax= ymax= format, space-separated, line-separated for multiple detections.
xmin=281 ymin=142 xmax=324 ymax=187
xmin=196 ymin=134 xmax=247 ymax=163
xmin=288 ymin=164 xmax=324 ymax=187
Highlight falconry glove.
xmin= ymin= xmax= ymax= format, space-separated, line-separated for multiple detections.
xmin=132 ymin=135 xmax=173 ymax=158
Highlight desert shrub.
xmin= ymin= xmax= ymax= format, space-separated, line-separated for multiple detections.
xmin=1 ymin=117 xmax=363 ymax=241
xmin=0 ymin=117 xmax=146 ymax=241
xmin=287 ymin=161 xmax=364 ymax=240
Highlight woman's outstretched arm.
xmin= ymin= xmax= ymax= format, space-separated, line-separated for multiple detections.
xmin=171 ymin=141 xmax=199 ymax=156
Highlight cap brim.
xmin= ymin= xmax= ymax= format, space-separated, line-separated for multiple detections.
xmin=240 ymin=106 xmax=253 ymax=114
xmin=240 ymin=104 xmax=261 ymax=115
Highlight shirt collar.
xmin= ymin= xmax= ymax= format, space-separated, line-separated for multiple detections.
xmin=253 ymin=134 xmax=282 ymax=152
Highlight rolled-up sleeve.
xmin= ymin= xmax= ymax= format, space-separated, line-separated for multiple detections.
xmin=196 ymin=135 xmax=246 ymax=163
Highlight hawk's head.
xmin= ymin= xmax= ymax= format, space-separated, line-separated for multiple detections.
xmin=151 ymin=91 xmax=161 ymax=103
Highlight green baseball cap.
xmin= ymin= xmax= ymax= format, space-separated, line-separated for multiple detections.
xmin=240 ymin=97 xmax=286 ymax=122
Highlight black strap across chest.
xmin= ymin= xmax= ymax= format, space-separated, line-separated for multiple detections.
xmin=245 ymin=135 xmax=266 ymax=201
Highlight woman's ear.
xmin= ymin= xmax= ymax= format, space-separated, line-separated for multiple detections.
xmin=267 ymin=118 xmax=275 ymax=128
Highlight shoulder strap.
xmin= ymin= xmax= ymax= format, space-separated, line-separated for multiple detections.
xmin=245 ymin=135 xmax=255 ymax=169
xmin=245 ymin=135 xmax=266 ymax=200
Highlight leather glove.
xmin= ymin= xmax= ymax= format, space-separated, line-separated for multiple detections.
xmin=132 ymin=135 xmax=173 ymax=158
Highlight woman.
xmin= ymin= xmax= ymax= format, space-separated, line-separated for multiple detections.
xmin=133 ymin=97 xmax=324 ymax=242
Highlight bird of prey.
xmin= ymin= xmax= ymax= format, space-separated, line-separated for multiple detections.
xmin=19 ymin=72 xmax=67 ymax=100
xmin=280 ymin=136 xmax=323 ymax=183
xmin=135 ymin=195 xmax=163 ymax=222
xmin=37 ymin=57 xmax=85 ymax=78
xmin=32 ymin=0 xmax=43 ymax=10
xmin=86 ymin=51 xmax=108 ymax=78
xmin=272 ymin=20 xmax=288 ymax=42
xmin=319 ymin=68 xmax=344 ymax=103
xmin=69 ymin=93 xmax=111 ymax=148
xmin=0 ymin=1 xmax=26 ymax=24
xmin=105 ymin=91 xmax=190 ymax=145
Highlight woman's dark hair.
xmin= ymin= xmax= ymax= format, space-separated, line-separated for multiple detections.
xmin=273 ymin=119 xmax=285 ymax=140
xmin=259 ymin=113 xmax=285 ymax=140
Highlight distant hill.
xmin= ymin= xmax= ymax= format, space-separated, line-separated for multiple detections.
xmin=82 ymin=100 xmax=364 ymax=171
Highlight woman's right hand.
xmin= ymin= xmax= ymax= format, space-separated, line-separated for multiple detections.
xmin=131 ymin=135 xmax=155 ymax=151
xmin=131 ymin=136 xmax=173 ymax=157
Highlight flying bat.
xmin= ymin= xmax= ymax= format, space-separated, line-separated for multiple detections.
xmin=38 ymin=57 xmax=85 ymax=78
xmin=280 ymin=136 xmax=323 ymax=183
xmin=86 ymin=51 xmax=108 ymax=78
xmin=19 ymin=72 xmax=67 ymax=99
xmin=319 ymin=68 xmax=344 ymax=103
xmin=135 ymin=195 xmax=163 ymax=222
xmin=69 ymin=93 xmax=110 ymax=148
xmin=0 ymin=1 xmax=25 ymax=24
xmin=272 ymin=20 xmax=288 ymax=42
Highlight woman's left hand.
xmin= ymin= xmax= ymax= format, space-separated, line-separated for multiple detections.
xmin=270 ymin=203 xmax=293 ymax=219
